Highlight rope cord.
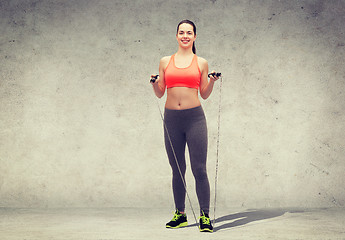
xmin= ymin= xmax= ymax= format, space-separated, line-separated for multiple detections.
xmin=213 ymin=75 xmax=223 ymax=226
xmin=152 ymin=74 xmax=223 ymax=230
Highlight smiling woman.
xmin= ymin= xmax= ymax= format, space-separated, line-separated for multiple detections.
xmin=150 ymin=19 xmax=220 ymax=233
xmin=176 ymin=20 xmax=197 ymax=54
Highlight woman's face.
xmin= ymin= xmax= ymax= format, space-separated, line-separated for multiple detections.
xmin=176 ymin=23 xmax=196 ymax=50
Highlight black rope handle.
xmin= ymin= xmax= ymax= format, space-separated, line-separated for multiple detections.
xmin=150 ymin=75 xmax=159 ymax=83
xmin=208 ymin=72 xmax=221 ymax=78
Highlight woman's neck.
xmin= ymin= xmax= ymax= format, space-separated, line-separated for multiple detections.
xmin=176 ymin=47 xmax=194 ymax=56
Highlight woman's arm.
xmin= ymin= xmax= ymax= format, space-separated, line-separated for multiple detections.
xmin=198 ymin=57 xmax=218 ymax=100
xmin=151 ymin=56 xmax=169 ymax=98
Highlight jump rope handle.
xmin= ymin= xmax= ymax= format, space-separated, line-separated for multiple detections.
xmin=150 ymin=75 xmax=159 ymax=83
xmin=208 ymin=72 xmax=222 ymax=78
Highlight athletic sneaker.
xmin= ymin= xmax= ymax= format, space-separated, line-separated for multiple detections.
xmin=166 ymin=210 xmax=188 ymax=229
xmin=199 ymin=211 xmax=213 ymax=233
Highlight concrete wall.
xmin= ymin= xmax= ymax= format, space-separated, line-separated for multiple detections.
xmin=0 ymin=0 xmax=344 ymax=209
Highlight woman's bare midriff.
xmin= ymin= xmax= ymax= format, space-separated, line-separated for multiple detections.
xmin=165 ymin=87 xmax=201 ymax=110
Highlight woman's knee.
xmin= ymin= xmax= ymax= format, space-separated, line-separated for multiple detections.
xmin=191 ymin=165 xmax=207 ymax=181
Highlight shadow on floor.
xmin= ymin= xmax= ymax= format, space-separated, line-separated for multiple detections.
xmin=187 ymin=208 xmax=306 ymax=232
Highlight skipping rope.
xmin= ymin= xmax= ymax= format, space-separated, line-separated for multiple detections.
xmin=150 ymin=73 xmax=223 ymax=231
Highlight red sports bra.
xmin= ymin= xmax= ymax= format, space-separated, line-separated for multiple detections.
xmin=165 ymin=54 xmax=201 ymax=89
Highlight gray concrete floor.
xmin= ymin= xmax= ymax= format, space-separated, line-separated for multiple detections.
xmin=0 ymin=207 xmax=344 ymax=240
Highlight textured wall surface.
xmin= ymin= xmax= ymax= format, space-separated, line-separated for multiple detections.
xmin=0 ymin=0 xmax=344 ymax=209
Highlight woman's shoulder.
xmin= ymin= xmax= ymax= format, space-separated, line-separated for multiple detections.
xmin=160 ymin=55 xmax=171 ymax=62
xmin=197 ymin=56 xmax=208 ymax=68
xmin=159 ymin=55 xmax=172 ymax=70
xmin=160 ymin=55 xmax=172 ymax=65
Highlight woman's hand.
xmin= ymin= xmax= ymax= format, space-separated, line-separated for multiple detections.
xmin=150 ymin=74 xmax=159 ymax=84
xmin=209 ymin=70 xmax=221 ymax=82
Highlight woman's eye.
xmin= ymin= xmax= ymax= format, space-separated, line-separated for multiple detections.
xmin=178 ymin=31 xmax=193 ymax=36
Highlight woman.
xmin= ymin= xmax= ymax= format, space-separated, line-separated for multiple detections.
xmin=151 ymin=19 xmax=220 ymax=233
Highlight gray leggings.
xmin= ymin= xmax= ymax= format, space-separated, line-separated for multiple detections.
xmin=164 ymin=105 xmax=210 ymax=214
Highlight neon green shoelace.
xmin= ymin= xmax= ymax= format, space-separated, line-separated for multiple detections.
xmin=200 ymin=215 xmax=210 ymax=225
xmin=171 ymin=212 xmax=182 ymax=222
